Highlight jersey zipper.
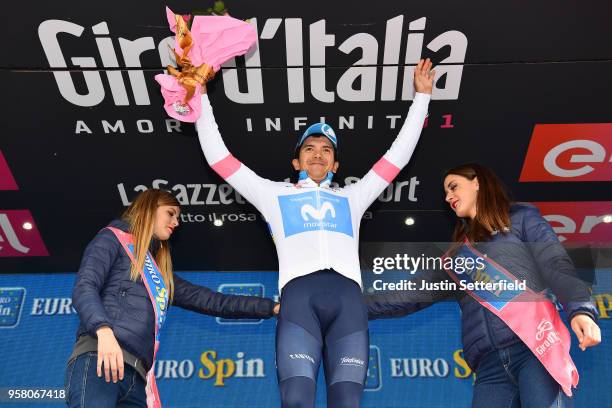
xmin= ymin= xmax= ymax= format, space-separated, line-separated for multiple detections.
xmin=319 ymin=185 xmax=331 ymax=268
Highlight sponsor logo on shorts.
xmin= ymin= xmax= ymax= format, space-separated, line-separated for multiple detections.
xmin=340 ymin=356 xmax=366 ymax=367
xmin=289 ymin=354 xmax=315 ymax=365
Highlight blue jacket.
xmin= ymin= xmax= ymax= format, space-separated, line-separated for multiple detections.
xmin=366 ymin=203 xmax=598 ymax=370
xmin=72 ymin=220 xmax=275 ymax=371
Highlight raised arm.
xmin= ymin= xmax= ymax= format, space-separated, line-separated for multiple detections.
xmin=196 ymin=90 xmax=273 ymax=214
xmin=346 ymin=59 xmax=434 ymax=214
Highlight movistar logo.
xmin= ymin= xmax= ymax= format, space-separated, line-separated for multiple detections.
xmin=301 ymin=202 xmax=336 ymax=221
xmin=321 ymin=124 xmax=336 ymax=143
xmin=278 ymin=191 xmax=353 ymax=237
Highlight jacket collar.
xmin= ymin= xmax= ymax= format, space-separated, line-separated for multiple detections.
xmin=109 ymin=219 xmax=160 ymax=253
xmin=109 ymin=219 xmax=130 ymax=232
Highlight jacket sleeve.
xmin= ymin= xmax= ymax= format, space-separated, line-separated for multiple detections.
xmin=172 ymin=273 xmax=275 ymax=319
xmin=365 ymin=268 xmax=455 ymax=320
xmin=72 ymin=228 xmax=119 ymax=334
xmin=522 ymin=206 xmax=598 ymax=322
xmin=365 ymin=293 xmax=436 ymax=320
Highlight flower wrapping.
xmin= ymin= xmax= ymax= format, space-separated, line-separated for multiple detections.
xmin=158 ymin=6 xmax=257 ymax=122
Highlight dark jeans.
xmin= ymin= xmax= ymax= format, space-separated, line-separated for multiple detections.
xmin=473 ymin=342 xmax=573 ymax=408
xmin=65 ymin=352 xmax=147 ymax=408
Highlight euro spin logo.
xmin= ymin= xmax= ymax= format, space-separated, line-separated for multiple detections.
xmin=197 ymin=350 xmax=265 ymax=386
xmin=594 ymin=294 xmax=612 ymax=319
xmin=278 ymin=191 xmax=353 ymax=237
xmin=216 ymin=283 xmax=266 ymax=324
xmin=0 ymin=288 xmax=26 ymax=328
xmin=365 ymin=345 xmax=382 ymax=391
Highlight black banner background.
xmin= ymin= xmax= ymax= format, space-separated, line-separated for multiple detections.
xmin=1 ymin=1 xmax=611 ymax=273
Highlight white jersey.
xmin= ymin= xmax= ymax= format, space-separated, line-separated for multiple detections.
xmin=197 ymin=93 xmax=430 ymax=291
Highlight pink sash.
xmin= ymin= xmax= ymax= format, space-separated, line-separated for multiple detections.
xmin=108 ymin=227 xmax=168 ymax=408
xmin=443 ymin=239 xmax=578 ymax=396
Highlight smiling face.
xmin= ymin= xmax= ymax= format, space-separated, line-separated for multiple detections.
xmin=443 ymin=174 xmax=479 ymax=219
xmin=153 ymin=205 xmax=180 ymax=241
xmin=292 ymin=135 xmax=339 ymax=183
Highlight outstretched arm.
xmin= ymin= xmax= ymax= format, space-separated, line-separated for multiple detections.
xmin=346 ymin=59 xmax=434 ymax=214
xmin=172 ymin=273 xmax=277 ymax=319
xmin=365 ymin=267 xmax=455 ymax=320
xmin=196 ymin=87 xmax=273 ymax=214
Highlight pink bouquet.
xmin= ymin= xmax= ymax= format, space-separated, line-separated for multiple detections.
xmin=155 ymin=6 xmax=257 ymax=122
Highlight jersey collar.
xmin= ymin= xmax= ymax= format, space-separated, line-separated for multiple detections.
xmin=297 ymin=170 xmax=334 ymax=188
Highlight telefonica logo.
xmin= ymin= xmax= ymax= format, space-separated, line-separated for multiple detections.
xmin=39 ymin=16 xmax=467 ymax=106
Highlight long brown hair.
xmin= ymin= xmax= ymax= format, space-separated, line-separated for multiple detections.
xmin=444 ymin=163 xmax=512 ymax=243
xmin=121 ymin=189 xmax=179 ymax=301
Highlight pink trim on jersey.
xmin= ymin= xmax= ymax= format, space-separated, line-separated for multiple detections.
xmin=211 ymin=154 xmax=241 ymax=179
xmin=373 ymin=157 xmax=401 ymax=183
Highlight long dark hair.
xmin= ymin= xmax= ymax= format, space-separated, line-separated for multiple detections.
xmin=444 ymin=163 xmax=512 ymax=243
xmin=122 ymin=189 xmax=180 ymax=301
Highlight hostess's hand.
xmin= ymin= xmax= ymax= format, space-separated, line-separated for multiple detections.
xmin=570 ymin=314 xmax=601 ymax=351
xmin=273 ymin=303 xmax=280 ymax=316
xmin=96 ymin=326 xmax=125 ymax=383
xmin=414 ymin=58 xmax=435 ymax=95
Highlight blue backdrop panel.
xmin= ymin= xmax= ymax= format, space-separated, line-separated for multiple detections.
xmin=0 ymin=271 xmax=609 ymax=407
